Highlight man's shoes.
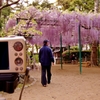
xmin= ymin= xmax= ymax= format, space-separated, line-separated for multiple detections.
xmin=48 ymin=81 xmax=50 ymax=84
xmin=43 ymin=85 xmax=46 ymax=87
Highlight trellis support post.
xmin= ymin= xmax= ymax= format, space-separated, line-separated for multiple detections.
xmin=78 ymin=23 xmax=82 ymax=74
xmin=60 ymin=33 xmax=63 ymax=69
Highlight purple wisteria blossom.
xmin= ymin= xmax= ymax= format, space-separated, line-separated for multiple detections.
xmin=5 ymin=7 xmax=100 ymax=46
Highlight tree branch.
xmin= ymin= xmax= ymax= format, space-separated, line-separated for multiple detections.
xmin=0 ymin=0 xmax=20 ymax=10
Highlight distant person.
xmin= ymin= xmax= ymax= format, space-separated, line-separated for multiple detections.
xmin=39 ymin=40 xmax=54 ymax=87
xmin=71 ymin=54 xmax=75 ymax=64
xmin=84 ymin=53 xmax=87 ymax=62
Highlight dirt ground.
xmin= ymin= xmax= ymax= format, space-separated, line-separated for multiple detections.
xmin=1 ymin=64 xmax=100 ymax=100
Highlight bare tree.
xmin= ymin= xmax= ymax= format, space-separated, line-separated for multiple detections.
xmin=0 ymin=0 xmax=20 ymax=10
xmin=0 ymin=0 xmax=20 ymax=30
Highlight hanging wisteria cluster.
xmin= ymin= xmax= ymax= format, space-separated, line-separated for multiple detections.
xmin=5 ymin=6 xmax=100 ymax=46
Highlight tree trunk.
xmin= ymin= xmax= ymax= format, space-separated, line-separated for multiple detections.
xmin=0 ymin=0 xmax=2 ymax=7
xmin=91 ymin=40 xmax=98 ymax=66
xmin=92 ymin=0 xmax=99 ymax=66
xmin=94 ymin=0 xmax=99 ymax=13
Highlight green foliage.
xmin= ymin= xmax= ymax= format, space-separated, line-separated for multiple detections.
xmin=31 ymin=0 xmax=54 ymax=10
xmin=0 ymin=19 xmax=2 ymax=31
xmin=0 ymin=6 xmax=11 ymax=33
xmin=1 ymin=7 xmax=11 ymax=17
xmin=57 ymin=0 xmax=70 ymax=10
xmin=8 ymin=19 xmax=42 ymax=39
xmin=57 ymin=0 xmax=94 ymax=12
xmin=33 ymin=54 xmax=39 ymax=63
xmin=70 ymin=46 xmax=79 ymax=50
xmin=0 ymin=30 xmax=7 ymax=37
xmin=41 ymin=1 xmax=52 ymax=8
xmin=63 ymin=49 xmax=91 ymax=61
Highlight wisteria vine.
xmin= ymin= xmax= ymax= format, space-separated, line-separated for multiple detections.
xmin=5 ymin=7 xmax=100 ymax=46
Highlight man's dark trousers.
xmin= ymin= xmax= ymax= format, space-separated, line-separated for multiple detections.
xmin=41 ymin=65 xmax=51 ymax=85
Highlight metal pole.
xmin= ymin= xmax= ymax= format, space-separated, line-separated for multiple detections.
xmin=68 ymin=45 xmax=70 ymax=62
xmin=78 ymin=23 xmax=82 ymax=74
xmin=60 ymin=33 xmax=63 ymax=69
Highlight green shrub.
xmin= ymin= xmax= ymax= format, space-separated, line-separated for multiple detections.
xmin=33 ymin=54 xmax=39 ymax=63
xmin=63 ymin=50 xmax=91 ymax=61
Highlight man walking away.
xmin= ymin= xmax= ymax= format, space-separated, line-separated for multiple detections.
xmin=39 ymin=40 xmax=54 ymax=87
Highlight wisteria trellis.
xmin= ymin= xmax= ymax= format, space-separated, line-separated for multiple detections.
xmin=5 ymin=7 xmax=100 ymax=46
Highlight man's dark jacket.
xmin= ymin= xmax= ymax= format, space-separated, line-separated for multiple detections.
xmin=39 ymin=46 xmax=54 ymax=66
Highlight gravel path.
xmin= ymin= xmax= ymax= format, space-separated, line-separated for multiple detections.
xmin=1 ymin=64 xmax=100 ymax=100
